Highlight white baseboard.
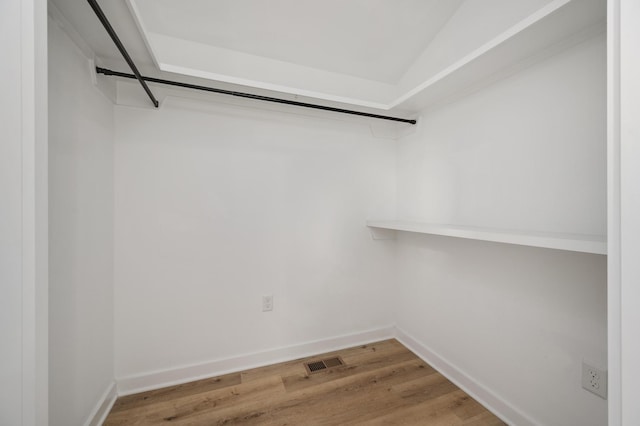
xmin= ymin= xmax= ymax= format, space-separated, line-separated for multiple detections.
xmin=116 ymin=326 xmax=395 ymax=396
xmin=84 ymin=381 xmax=117 ymax=426
xmin=394 ymin=326 xmax=538 ymax=426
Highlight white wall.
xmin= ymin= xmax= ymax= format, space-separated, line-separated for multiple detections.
xmin=48 ymin=18 xmax=115 ymax=426
xmin=113 ymin=97 xmax=397 ymax=382
xmin=395 ymin=35 xmax=607 ymax=426
xmin=0 ymin=0 xmax=48 ymax=424
xmin=398 ymin=35 xmax=606 ymax=234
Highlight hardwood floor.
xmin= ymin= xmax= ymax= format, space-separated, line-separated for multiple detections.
xmin=104 ymin=339 xmax=506 ymax=425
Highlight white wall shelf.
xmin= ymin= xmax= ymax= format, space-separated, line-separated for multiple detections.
xmin=391 ymin=0 xmax=606 ymax=111
xmin=367 ymin=220 xmax=606 ymax=255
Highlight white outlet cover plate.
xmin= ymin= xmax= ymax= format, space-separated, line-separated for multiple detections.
xmin=581 ymin=360 xmax=607 ymax=399
xmin=262 ymin=295 xmax=273 ymax=312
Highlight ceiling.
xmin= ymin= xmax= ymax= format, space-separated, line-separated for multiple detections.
xmin=49 ymin=0 xmax=602 ymax=112
xmin=132 ymin=0 xmax=459 ymax=84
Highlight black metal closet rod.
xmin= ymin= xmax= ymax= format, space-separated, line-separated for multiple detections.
xmin=96 ymin=67 xmax=417 ymax=125
xmin=87 ymin=0 xmax=159 ymax=107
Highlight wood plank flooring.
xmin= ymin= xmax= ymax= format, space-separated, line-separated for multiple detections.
xmin=104 ymin=339 xmax=506 ymax=425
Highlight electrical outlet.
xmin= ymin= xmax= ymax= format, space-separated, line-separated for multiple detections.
xmin=262 ymin=295 xmax=273 ymax=312
xmin=582 ymin=361 xmax=607 ymax=399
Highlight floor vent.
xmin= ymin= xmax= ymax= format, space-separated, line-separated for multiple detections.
xmin=304 ymin=357 xmax=344 ymax=375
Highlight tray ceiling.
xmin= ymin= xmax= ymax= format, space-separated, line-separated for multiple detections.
xmin=132 ymin=0 xmax=460 ymax=84
xmin=49 ymin=0 xmax=604 ymax=111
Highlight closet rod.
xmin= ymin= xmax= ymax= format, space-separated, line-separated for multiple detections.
xmin=87 ymin=0 xmax=159 ymax=107
xmin=96 ymin=67 xmax=417 ymax=125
